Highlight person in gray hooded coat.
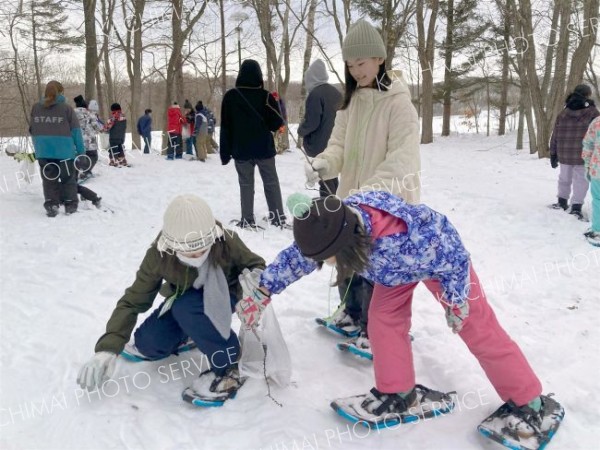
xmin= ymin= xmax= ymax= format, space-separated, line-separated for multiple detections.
xmin=297 ymin=59 xmax=342 ymax=197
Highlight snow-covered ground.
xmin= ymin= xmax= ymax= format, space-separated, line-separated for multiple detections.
xmin=0 ymin=125 xmax=598 ymax=450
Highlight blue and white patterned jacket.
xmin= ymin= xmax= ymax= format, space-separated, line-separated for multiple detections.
xmin=260 ymin=191 xmax=472 ymax=306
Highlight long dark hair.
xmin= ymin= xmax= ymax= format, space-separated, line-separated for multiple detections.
xmin=341 ymin=61 xmax=392 ymax=110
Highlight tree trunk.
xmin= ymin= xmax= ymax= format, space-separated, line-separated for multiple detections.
xmin=516 ymin=102 xmax=524 ymax=150
xmin=441 ymin=0 xmax=453 ymax=137
xmin=566 ymin=0 xmax=599 ymax=92
xmin=219 ymin=0 xmax=226 ymax=95
xmin=498 ymin=16 xmax=510 ymax=136
xmin=416 ymin=0 xmax=439 ymax=144
xmin=297 ymin=0 xmax=317 ymax=149
xmin=83 ymin=0 xmax=98 ymax=101
xmin=30 ymin=3 xmax=42 ymax=100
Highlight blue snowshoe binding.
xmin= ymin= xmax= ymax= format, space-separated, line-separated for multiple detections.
xmin=120 ymin=338 xmax=197 ymax=362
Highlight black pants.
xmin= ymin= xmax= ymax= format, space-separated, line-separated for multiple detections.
xmin=234 ymin=157 xmax=286 ymax=225
xmin=37 ymin=158 xmax=78 ymax=209
xmin=77 ymin=185 xmax=100 ymax=202
xmin=142 ymin=135 xmax=151 ymax=154
xmin=319 ymin=178 xmax=339 ymax=198
xmin=338 ymin=275 xmax=374 ymax=335
xmin=75 ymin=151 xmax=98 ymax=176
xmin=167 ymin=133 xmax=183 ymax=157
xmin=108 ymin=140 xmax=125 ymax=160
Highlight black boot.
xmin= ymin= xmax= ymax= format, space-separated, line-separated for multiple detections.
xmin=550 ymin=197 xmax=568 ymax=210
xmin=569 ymin=204 xmax=584 ymax=220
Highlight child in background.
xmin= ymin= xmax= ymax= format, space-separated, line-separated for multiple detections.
xmin=103 ymin=103 xmax=128 ymax=167
xmin=304 ymin=20 xmax=421 ymax=358
xmin=582 ymin=116 xmax=600 ymax=246
xmin=237 ymin=191 xmax=564 ymax=448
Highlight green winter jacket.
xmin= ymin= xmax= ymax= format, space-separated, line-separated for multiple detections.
xmin=95 ymin=229 xmax=265 ymax=354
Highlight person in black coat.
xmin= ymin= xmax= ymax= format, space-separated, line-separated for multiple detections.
xmin=219 ymin=59 xmax=288 ymax=228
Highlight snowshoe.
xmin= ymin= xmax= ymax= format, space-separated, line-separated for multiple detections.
xmin=120 ymin=338 xmax=197 ymax=362
xmin=478 ymin=394 xmax=564 ymax=450
xmin=331 ymin=384 xmax=455 ymax=429
xmin=182 ymin=368 xmax=245 ymax=407
xmin=584 ymin=229 xmax=600 ymax=247
xmin=337 ymin=332 xmax=373 ymax=360
xmin=229 ymin=219 xmax=264 ymax=231
xmin=316 ymin=308 xmax=360 ymax=338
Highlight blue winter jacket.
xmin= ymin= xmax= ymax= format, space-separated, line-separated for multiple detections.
xmin=30 ymin=95 xmax=85 ymax=160
xmin=137 ymin=114 xmax=152 ymax=136
xmin=261 ymin=191 xmax=472 ymax=306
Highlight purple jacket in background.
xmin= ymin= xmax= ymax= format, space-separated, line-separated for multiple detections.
xmin=550 ymin=96 xmax=599 ymax=166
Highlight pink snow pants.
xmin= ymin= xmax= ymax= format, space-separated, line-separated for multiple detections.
xmin=367 ymin=265 xmax=542 ymax=406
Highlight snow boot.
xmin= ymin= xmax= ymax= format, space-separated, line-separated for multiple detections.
xmin=64 ymin=202 xmax=78 ymax=215
xmin=316 ymin=308 xmax=360 ymax=338
xmin=45 ymin=205 xmax=59 ymax=218
xmin=331 ymin=384 xmax=455 ymax=429
xmin=478 ymin=394 xmax=565 ymax=450
xmin=549 ymin=197 xmax=568 ymax=210
xmin=182 ymin=367 xmax=246 ymax=407
xmin=569 ymin=204 xmax=585 ymax=221
xmin=337 ymin=332 xmax=372 ymax=360
xmin=584 ymin=229 xmax=600 ymax=247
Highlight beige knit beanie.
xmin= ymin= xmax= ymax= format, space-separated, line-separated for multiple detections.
xmin=342 ymin=19 xmax=387 ymax=61
xmin=157 ymin=194 xmax=218 ymax=253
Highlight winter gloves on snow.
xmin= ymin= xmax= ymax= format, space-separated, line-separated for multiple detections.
xmin=550 ymin=153 xmax=558 ymax=169
xmin=236 ymin=268 xmax=271 ymax=329
xmin=304 ymin=158 xmax=329 ymax=187
xmin=77 ymin=351 xmax=117 ymax=390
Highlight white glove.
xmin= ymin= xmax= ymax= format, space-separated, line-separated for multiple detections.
xmin=304 ymin=158 xmax=329 ymax=187
xmin=239 ymin=268 xmax=268 ymax=302
xmin=77 ymin=351 xmax=117 ymax=390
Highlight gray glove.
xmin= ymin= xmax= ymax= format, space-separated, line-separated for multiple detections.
xmin=77 ymin=351 xmax=117 ymax=390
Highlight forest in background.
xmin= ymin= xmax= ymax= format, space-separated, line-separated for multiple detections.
xmin=0 ymin=0 xmax=598 ymax=156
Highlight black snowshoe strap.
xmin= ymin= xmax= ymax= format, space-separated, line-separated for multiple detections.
xmin=369 ymin=388 xmax=416 ymax=417
xmin=505 ymin=400 xmax=543 ymax=437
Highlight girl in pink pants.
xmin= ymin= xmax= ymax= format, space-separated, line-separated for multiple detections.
xmin=243 ymin=190 xmax=563 ymax=445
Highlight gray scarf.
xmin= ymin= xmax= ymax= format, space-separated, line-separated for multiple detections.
xmin=160 ymin=248 xmax=232 ymax=340
xmin=192 ymin=259 xmax=231 ymax=340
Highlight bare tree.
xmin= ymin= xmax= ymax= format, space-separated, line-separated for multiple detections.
xmin=114 ymin=0 xmax=147 ymax=147
xmin=416 ymin=0 xmax=439 ymax=144
xmin=83 ymin=0 xmax=99 ymax=101
xmin=566 ymin=0 xmax=599 ymax=93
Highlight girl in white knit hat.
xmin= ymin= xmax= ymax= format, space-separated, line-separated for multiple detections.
xmin=305 ymin=19 xmax=421 ymax=360
xmin=77 ymin=194 xmax=266 ymax=407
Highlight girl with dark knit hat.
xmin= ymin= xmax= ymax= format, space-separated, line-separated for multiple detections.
xmin=304 ymin=19 xmax=421 ymax=360
xmin=237 ymin=191 xmax=563 ymax=446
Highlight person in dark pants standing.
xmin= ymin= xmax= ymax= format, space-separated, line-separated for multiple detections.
xmin=219 ymin=59 xmax=288 ymax=229
xmin=297 ymin=59 xmax=342 ymax=198
xmin=30 ymin=80 xmax=85 ymax=217
xmin=137 ymin=109 xmax=153 ymax=154
xmin=104 ymin=103 xmax=128 ymax=166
